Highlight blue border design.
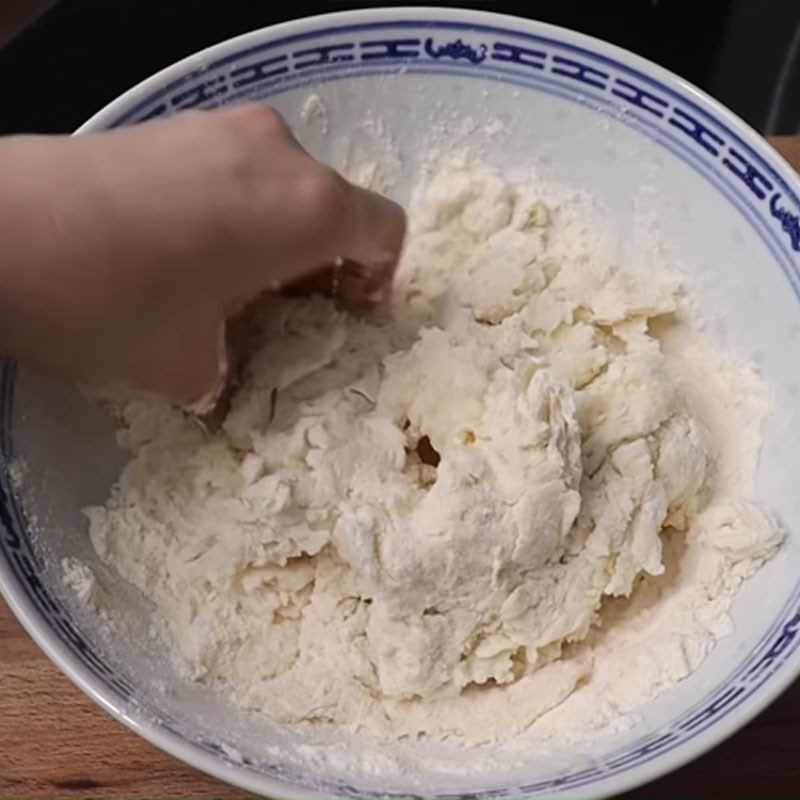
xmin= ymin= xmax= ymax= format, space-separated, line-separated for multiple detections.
xmin=103 ymin=20 xmax=800 ymax=277
xmin=2 ymin=18 xmax=800 ymax=799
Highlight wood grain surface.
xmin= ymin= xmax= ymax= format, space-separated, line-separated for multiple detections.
xmin=1 ymin=137 xmax=799 ymax=800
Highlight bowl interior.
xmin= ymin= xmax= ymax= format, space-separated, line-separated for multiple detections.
xmin=2 ymin=10 xmax=800 ymax=799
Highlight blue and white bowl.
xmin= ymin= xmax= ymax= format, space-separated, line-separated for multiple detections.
xmin=1 ymin=7 xmax=799 ymax=798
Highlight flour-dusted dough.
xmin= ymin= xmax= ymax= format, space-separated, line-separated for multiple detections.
xmin=84 ymin=163 xmax=781 ymax=744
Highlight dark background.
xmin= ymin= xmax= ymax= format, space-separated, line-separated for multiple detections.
xmin=1 ymin=0 xmax=800 ymax=135
xmin=2 ymin=2 xmax=800 ymax=799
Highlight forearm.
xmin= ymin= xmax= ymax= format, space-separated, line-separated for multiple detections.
xmin=0 ymin=0 xmax=56 ymax=48
xmin=0 ymin=123 xmax=260 ymax=385
xmin=0 ymin=133 xmax=140 ymax=376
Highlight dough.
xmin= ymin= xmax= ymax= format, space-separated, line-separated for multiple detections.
xmin=84 ymin=162 xmax=780 ymax=744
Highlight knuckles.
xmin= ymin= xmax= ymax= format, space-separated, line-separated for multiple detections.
xmin=292 ymin=165 xmax=353 ymax=239
xmin=222 ymin=102 xmax=292 ymax=141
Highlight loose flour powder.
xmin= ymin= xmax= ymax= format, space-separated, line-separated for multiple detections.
xmin=79 ymin=161 xmax=782 ymax=746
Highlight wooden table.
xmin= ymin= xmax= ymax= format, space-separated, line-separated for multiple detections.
xmin=1 ymin=137 xmax=799 ymax=800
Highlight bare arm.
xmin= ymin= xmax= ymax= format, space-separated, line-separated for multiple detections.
xmin=0 ymin=0 xmax=55 ymax=48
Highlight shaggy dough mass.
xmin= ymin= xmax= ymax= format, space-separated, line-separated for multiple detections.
xmin=85 ymin=163 xmax=780 ymax=743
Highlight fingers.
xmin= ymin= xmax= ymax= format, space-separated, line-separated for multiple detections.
xmin=280 ymin=261 xmax=379 ymax=313
xmin=282 ymin=174 xmax=406 ymax=309
xmin=302 ymin=176 xmax=406 ymax=292
xmin=181 ymin=321 xmax=228 ymax=414
xmin=136 ymin=315 xmax=225 ymax=409
xmin=345 ymin=184 xmax=407 ymax=288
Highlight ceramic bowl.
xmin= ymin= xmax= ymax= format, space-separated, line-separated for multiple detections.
xmin=2 ymin=7 xmax=799 ymax=798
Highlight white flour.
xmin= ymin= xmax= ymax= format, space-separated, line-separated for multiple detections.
xmin=62 ymin=556 xmax=108 ymax=613
xmin=77 ymin=161 xmax=781 ymax=749
xmin=299 ymin=93 xmax=330 ymax=136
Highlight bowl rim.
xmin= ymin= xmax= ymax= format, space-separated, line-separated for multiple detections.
xmin=3 ymin=6 xmax=800 ymax=799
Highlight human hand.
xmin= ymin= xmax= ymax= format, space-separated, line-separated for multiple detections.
xmin=0 ymin=104 xmax=406 ymax=407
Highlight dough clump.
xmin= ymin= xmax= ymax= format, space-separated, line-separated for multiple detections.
xmin=85 ymin=163 xmax=779 ymax=743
